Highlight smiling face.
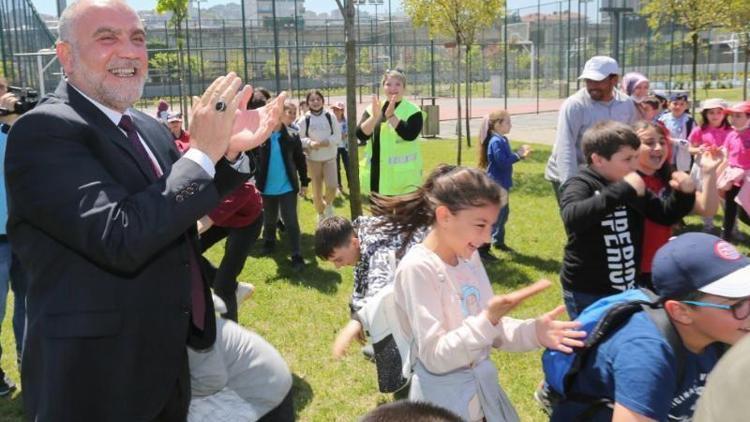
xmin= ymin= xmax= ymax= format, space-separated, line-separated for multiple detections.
xmin=383 ymin=76 xmax=405 ymax=101
xmin=669 ymin=99 xmax=688 ymax=117
xmin=585 ymin=76 xmax=617 ymax=102
xmin=686 ymin=294 xmax=750 ymax=346
xmin=57 ymin=1 xmax=148 ymax=112
xmin=635 ymin=126 xmax=667 ymax=175
xmin=632 ymin=81 xmax=649 ymax=99
xmin=307 ymin=93 xmax=324 ymax=112
xmin=435 ymin=203 xmax=500 ymax=261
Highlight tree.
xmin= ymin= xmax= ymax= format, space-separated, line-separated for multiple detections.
xmin=404 ymin=0 xmax=505 ymax=164
xmin=155 ymin=0 xmax=189 ymax=122
xmin=641 ymin=0 xmax=730 ymax=113
xmin=149 ymin=52 xmax=204 ymax=83
xmin=333 ymin=0 xmax=362 ymax=218
xmin=725 ymin=0 xmax=750 ymax=100
xmin=263 ymin=50 xmax=291 ymax=79
xmin=226 ymin=51 xmax=254 ymax=79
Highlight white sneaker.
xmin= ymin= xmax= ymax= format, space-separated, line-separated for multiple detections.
xmin=317 ymin=213 xmax=325 ymax=224
xmin=236 ymin=282 xmax=255 ymax=305
xmin=324 ymin=205 xmax=335 ymax=218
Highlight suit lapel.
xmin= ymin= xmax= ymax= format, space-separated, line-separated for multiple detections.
xmin=60 ymin=81 xmax=158 ymax=183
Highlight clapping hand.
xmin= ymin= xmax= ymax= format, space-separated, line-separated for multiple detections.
xmin=384 ymin=95 xmax=397 ymax=118
xmin=517 ymin=144 xmax=532 ymax=159
xmin=698 ymin=146 xmax=725 ymax=174
xmin=226 ymin=90 xmax=288 ymax=159
xmin=669 ymin=171 xmax=696 ymax=193
xmin=535 ymin=305 xmax=586 ymax=353
xmin=370 ymin=95 xmax=382 ymax=120
xmin=485 ymin=279 xmax=551 ymax=325
xmin=189 ymin=73 xmax=246 ymax=163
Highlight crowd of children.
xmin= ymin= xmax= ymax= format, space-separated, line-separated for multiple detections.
xmin=153 ymin=59 xmax=750 ymax=421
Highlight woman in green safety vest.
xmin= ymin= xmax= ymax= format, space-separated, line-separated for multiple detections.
xmin=356 ymin=69 xmax=424 ymax=196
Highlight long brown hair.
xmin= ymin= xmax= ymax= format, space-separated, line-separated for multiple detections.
xmin=478 ymin=110 xmax=510 ymax=169
xmin=370 ymin=165 xmax=506 ymax=258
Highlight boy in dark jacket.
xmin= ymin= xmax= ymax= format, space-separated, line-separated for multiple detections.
xmin=560 ymin=121 xmax=695 ymax=318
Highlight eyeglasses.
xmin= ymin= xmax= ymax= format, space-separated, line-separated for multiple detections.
xmin=681 ymin=298 xmax=750 ymax=320
xmin=386 ymin=68 xmax=405 ymax=74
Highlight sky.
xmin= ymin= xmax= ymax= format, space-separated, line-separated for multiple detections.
xmin=33 ymin=0 xmax=386 ymax=16
xmin=32 ymin=0 xmax=543 ymax=17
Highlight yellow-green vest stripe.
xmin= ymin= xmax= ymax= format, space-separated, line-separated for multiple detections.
xmin=359 ymin=99 xmax=423 ymax=196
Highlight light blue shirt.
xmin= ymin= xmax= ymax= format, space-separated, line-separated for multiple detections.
xmin=264 ymin=131 xmax=293 ymax=195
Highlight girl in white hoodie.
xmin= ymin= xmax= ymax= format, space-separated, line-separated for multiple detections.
xmin=297 ymin=90 xmax=341 ymax=222
xmin=384 ymin=165 xmax=586 ymax=421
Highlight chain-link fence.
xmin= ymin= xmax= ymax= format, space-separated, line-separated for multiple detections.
xmin=1 ymin=0 xmax=747 ymax=114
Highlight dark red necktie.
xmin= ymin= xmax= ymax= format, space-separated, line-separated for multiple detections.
xmin=118 ymin=115 xmax=206 ymax=329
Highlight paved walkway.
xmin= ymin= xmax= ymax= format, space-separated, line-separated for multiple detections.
xmin=140 ymin=95 xmax=563 ymax=147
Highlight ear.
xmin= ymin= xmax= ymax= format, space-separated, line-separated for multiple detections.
xmin=664 ymin=300 xmax=694 ymax=325
xmin=590 ymin=152 xmax=604 ymax=167
xmin=56 ymin=41 xmax=72 ymax=76
xmin=434 ymin=205 xmax=452 ymax=226
xmin=350 ymin=235 xmax=360 ymax=250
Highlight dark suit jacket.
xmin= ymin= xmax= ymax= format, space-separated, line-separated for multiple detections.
xmin=5 ymin=81 xmax=249 ymax=421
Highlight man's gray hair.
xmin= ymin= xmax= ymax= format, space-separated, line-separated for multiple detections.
xmin=57 ymin=0 xmax=134 ymax=44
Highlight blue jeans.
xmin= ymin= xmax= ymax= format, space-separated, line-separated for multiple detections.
xmin=0 ymin=241 xmax=10 ymax=376
xmin=491 ymin=202 xmax=510 ymax=246
xmin=562 ymin=288 xmax=605 ymax=319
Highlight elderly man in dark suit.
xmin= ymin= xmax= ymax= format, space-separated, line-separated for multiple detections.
xmin=5 ymin=0 xmax=291 ymax=420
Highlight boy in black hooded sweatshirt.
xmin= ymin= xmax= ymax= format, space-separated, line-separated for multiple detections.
xmin=559 ymin=120 xmax=695 ymax=318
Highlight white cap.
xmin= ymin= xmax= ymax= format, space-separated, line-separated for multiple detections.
xmin=701 ymin=98 xmax=728 ymax=111
xmin=578 ymin=56 xmax=620 ymax=81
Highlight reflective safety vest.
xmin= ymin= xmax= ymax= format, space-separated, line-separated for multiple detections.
xmin=360 ymin=99 xmax=423 ymax=196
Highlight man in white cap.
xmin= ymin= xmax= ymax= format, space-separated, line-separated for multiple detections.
xmin=545 ymin=56 xmax=638 ymax=202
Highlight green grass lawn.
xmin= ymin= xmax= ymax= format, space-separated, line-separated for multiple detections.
xmin=0 ymin=139 xmax=623 ymax=420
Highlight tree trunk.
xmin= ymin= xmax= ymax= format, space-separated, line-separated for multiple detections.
xmin=455 ymin=37 xmax=463 ymax=165
xmin=744 ymin=40 xmax=749 ymax=101
xmin=465 ymin=44 xmax=471 ymax=149
xmin=691 ymin=32 xmax=698 ymax=116
xmin=343 ymin=0 xmax=362 ymax=217
xmin=177 ymin=22 xmax=188 ymax=127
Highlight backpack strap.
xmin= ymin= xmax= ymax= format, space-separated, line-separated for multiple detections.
xmin=639 ymin=289 xmax=688 ymax=387
xmin=304 ymin=112 xmax=335 ymax=137
xmin=325 ymin=111 xmax=334 ymax=135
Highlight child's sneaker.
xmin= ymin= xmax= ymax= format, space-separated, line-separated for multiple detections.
xmin=290 ymin=255 xmax=305 ymax=272
xmin=261 ymin=240 xmax=275 ymax=255
xmin=324 ymin=205 xmax=335 ymax=218
xmin=235 ymin=282 xmax=255 ymax=305
xmin=0 ymin=375 xmax=16 ymax=397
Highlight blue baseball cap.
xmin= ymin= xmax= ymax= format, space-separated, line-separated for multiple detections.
xmin=652 ymin=232 xmax=750 ymax=299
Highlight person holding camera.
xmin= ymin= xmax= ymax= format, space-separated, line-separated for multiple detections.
xmin=0 ymin=76 xmax=29 ymax=396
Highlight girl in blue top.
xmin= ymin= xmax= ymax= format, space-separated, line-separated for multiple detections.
xmin=477 ymin=110 xmax=530 ymax=260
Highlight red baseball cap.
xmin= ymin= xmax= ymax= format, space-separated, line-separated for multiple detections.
xmin=727 ymin=101 xmax=750 ymax=114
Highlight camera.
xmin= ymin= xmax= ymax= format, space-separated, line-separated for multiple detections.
xmin=0 ymin=86 xmax=39 ymax=116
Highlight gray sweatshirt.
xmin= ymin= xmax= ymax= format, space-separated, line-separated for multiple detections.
xmin=545 ymin=88 xmax=638 ymax=184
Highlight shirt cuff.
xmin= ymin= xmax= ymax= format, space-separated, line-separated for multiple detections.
xmin=228 ymin=153 xmax=250 ymax=173
xmin=184 ymin=148 xmax=216 ymax=178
